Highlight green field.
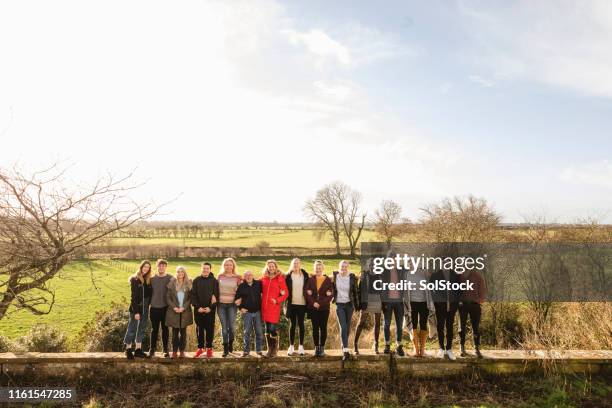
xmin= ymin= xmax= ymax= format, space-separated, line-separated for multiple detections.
xmin=0 ymin=257 xmax=352 ymax=340
xmin=108 ymin=229 xmax=379 ymax=248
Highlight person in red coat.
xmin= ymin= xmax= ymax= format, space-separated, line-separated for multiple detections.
xmin=260 ymin=259 xmax=288 ymax=357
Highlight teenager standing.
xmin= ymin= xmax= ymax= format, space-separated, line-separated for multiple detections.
xmin=261 ymin=260 xmax=288 ymax=358
xmin=165 ymin=266 xmax=193 ymax=358
xmin=235 ymin=270 xmax=264 ymax=357
xmin=430 ymin=267 xmax=461 ymax=360
xmin=123 ymin=260 xmax=153 ymax=359
xmin=354 ymin=259 xmax=382 ymax=355
xmin=458 ymin=269 xmax=487 ymax=358
xmin=217 ymin=258 xmax=242 ymax=357
xmin=380 ymin=257 xmax=408 ymax=356
xmin=333 ymin=260 xmax=360 ymax=361
xmin=305 ymin=260 xmax=333 ymax=357
xmin=148 ymin=259 xmax=173 ymax=358
xmin=405 ymin=266 xmax=434 ymax=357
xmin=191 ymin=262 xmax=219 ymax=359
xmin=285 ymin=257 xmax=309 ymax=356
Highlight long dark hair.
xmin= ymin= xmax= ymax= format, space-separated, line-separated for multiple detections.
xmin=130 ymin=260 xmax=152 ymax=284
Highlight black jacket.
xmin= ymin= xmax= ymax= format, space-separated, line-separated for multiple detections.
xmin=379 ymin=267 xmax=409 ymax=303
xmin=429 ymin=270 xmax=461 ymax=303
xmin=129 ymin=276 xmax=152 ymax=315
xmin=190 ymin=273 xmax=219 ymax=310
xmin=358 ymin=270 xmax=381 ymax=310
xmin=332 ymin=271 xmax=360 ymax=309
xmin=235 ymin=280 xmax=263 ymax=313
xmin=284 ymin=269 xmax=309 ymax=316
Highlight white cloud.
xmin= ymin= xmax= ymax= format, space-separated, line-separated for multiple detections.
xmin=560 ymin=160 xmax=612 ymax=189
xmin=468 ymin=75 xmax=494 ymax=88
xmin=287 ymin=29 xmax=351 ymax=65
xmin=459 ymin=0 xmax=612 ymax=97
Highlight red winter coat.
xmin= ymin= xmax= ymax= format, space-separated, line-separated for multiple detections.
xmin=261 ymin=273 xmax=289 ymax=324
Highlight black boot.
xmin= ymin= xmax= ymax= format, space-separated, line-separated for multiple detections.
xmin=133 ymin=348 xmax=146 ymax=358
xmin=228 ymin=336 xmax=234 ymax=354
xmin=314 ymin=346 xmax=321 ymax=358
xmin=320 ymin=345 xmax=325 ymax=357
xmin=475 ymin=345 xmax=483 ymax=359
xmin=374 ymin=342 xmax=380 ymax=354
xmin=460 ymin=344 xmax=467 ymax=357
xmin=222 ymin=343 xmax=229 ymax=358
xmin=396 ymin=344 xmax=405 ymax=357
xmin=163 ymin=348 xmax=170 ymax=358
xmin=383 ymin=344 xmax=391 ymax=354
xmin=342 ymin=351 xmax=350 ymax=361
xmin=354 ymin=341 xmax=360 ymax=355
xmin=147 ymin=349 xmax=155 ymax=358
xmin=125 ymin=347 xmax=134 ymax=360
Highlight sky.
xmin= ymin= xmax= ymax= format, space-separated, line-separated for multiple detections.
xmin=1 ymin=0 xmax=611 ymax=223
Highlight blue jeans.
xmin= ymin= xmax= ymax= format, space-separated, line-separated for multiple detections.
xmin=124 ymin=298 xmax=150 ymax=346
xmin=383 ymin=302 xmax=404 ymax=344
xmin=336 ymin=302 xmax=354 ymax=348
xmin=217 ymin=303 xmax=237 ymax=345
xmin=242 ymin=311 xmax=263 ymax=353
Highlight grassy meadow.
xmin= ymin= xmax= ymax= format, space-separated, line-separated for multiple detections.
xmin=0 ymin=257 xmax=350 ymax=341
xmin=108 ymin=228 xmax=380 ymax=249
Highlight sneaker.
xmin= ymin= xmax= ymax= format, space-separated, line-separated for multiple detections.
xmin=206 ymin=348 xmax=213 ymax=358
xmin=133 ymin=348 xmax=146 ymax=358
xmin=396 ymin=344 xmax=405 ymax=357
xmin=383 ymin=344 xmax=391 ymax=354
xmin=437 ymin=349 xmax=445 ymax=359
xmin=298 ymin=345 xmax=305 ymax=356
xmin=446 ymin=350 xmax=456 ymax=361
xmin=287 ymin=345 xmax=294 ymax=356
xmin=342 ymin=351 xmax=350 ymax=361
xmin=194 ymin=348 xmax=205 ymax=359
xmin=171 ymin=352 xmax=178 ymax=359
xmin=163 ymin=351 xmax=170 ymax=358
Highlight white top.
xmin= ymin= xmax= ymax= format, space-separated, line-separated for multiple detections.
xmin=335 ymin=273 xmax=351 ymax=304
xmin=291 ymin=273 xmax=306 ymax=305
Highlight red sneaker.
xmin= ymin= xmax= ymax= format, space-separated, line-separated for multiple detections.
xmin=194 ymin=348 xmax=205 ymax=359
xmin=206 ymin=348 xmax=213 ymax=358
xmin=171 ymin=352 xmax=178 ymax=359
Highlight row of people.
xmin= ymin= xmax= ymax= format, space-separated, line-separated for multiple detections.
xmin=123 ymin=257 xmax=486 ymax=360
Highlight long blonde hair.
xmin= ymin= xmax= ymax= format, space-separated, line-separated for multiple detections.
xmin=262 ymin=259 xmax=283 ymax=277
xmin=288 ymin=257 xmax=302 ymax=274
xmin=220 ymin=258 xmax=238 ymax=275
xmin=174 ymin=265 xmax=192 ymax=291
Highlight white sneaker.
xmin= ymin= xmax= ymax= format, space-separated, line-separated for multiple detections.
xmin=437 ymin=349 xmax=445 ymax=359
xmin=298 ymin=345 xmax=304 ymax=356
xmin=287 ymin=345 xmax=294 ymax=356
xmin=446 ymin=350 xmax=456 ymax=361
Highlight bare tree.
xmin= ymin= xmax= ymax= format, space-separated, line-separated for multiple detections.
xmin=0 ymin=163 xmax=161 ymax=321
xmin=304 ymin=181 xmax=366 ymax=256
xmin=420 ymin=195 xmax=501 ymax=242
xmin=373 ymin=200 xmax=409 ymax=246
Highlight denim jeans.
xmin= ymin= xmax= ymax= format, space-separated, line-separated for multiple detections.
xmin=335 ymin=302 xmax=354 ymax=349
xmin=242 ymin=311 xmax=263 ymax=353
xmin=217 ymin=303 xmax=237 ymax=345
xmin=382 ymin=302 xmax=404 ymax=344
xmin=124 ymin=298 xmax=150 ymax=346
